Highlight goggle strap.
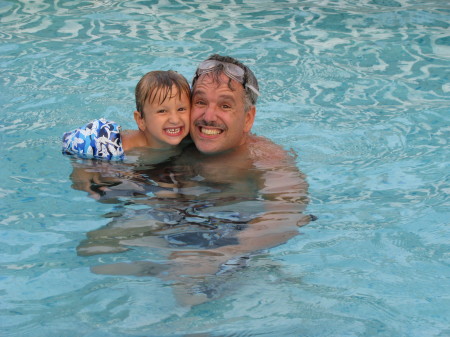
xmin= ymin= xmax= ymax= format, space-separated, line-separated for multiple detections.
xmin=245 ymin=84 xmax=260 ymax=97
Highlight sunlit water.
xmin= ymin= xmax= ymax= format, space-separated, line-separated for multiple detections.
xmin=1 ymin=0 xmax=449 ymax=336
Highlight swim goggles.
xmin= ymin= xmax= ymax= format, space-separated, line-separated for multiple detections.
xmin=195 ymin=60 xmax=260 ymax=96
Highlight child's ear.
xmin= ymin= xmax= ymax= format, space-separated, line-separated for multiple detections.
xmin=134 ymin=110 xmax=146 ymax=131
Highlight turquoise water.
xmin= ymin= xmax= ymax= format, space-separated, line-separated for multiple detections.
xmin=1 ymin=0 xmax=449 ymax=336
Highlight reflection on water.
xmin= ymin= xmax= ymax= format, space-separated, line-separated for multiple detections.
xmin=68 ymin=141 xmax=310 ymax=305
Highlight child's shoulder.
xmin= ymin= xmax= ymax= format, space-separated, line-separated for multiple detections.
xmin=121 ymin=129 xmax=145 ymax=151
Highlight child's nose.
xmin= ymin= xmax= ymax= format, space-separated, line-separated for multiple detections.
xmin=169 ymin=110 xmax=181 ymax=123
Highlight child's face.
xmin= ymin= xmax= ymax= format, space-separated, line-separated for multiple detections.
xmin=136 ymin=85 xmax=190 ymax=149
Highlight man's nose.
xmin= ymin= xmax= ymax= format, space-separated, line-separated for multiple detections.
xmin=203 ymin=104 xmax=217 ymax=121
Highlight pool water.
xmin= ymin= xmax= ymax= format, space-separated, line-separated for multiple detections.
xmin=1 ymin=0 xmax=449 ymax=336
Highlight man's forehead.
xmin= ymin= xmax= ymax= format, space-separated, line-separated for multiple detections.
xmin=193 ymin=89 xmax=237 ymax=103
xmin=195 ymin=72 xmax=242 ymax=90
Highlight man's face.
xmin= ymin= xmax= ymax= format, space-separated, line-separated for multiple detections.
xmin=190 ymin=73 xmax=255 ymax=155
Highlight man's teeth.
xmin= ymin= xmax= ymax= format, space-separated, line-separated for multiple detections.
xmin=201 ymin=128 xmax=221 ymax=135
xmin=166 ymin=128 xmax=181 ymax=134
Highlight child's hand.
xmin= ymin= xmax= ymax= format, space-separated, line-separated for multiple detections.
xmin=70 ymin=166 xmax=115 ymax=200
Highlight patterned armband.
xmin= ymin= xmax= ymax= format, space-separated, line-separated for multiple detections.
xmin=62 ymin=118 xmax=125 ymax=160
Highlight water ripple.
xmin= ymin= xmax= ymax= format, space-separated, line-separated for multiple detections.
xmin=1 ymin=0 xmax=449 ymax=336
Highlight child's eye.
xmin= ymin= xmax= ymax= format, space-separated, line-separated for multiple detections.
xmin=157 ymin=109 xmax=166 ymax=113
xmin=178 ymin=107 xmax=187 ymax=112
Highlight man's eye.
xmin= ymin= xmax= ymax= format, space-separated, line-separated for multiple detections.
xmin=222 ymin=104 xmax=231 ymax=109
xmin=194 ymin=100 xmax=206 ymax=106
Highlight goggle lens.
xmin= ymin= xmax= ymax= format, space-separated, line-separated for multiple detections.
xmin=198 ymin=60 xmax=244 ymax=82
xmin=196 ymin=60 xmax=259 ymax=96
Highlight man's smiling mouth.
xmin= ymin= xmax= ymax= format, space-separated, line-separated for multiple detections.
xmin=200 ymin=127 xmax=222 ymax=135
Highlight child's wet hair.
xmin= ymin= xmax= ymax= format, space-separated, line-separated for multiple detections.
xmin=135 ymin=70 xmax=191 ymax=117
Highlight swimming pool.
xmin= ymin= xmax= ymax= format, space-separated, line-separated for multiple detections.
xmin=1 ymin=0 xmax=449 ymax=336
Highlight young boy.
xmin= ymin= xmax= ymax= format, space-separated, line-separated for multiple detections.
xmin=62 ymin=70 xmax=191 ymax=160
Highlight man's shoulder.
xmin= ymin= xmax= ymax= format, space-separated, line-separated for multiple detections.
xmin=247 ymin=134 xmax=296 ymax=166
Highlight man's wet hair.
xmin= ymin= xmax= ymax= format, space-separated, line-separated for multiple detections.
xmin=192 ymin=54 xmax=259 ymax=111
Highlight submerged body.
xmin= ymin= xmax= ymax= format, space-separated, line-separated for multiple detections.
xmin=72 ymin=134 xmax=310 ymax=304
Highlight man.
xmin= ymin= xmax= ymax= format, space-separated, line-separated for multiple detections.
xmin=160 ymin=54 xmax=310 ymax=286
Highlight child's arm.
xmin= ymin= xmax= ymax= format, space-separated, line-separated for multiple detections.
xmin=68 ymin=160 xmax=123 ymax=200
xmin=62 ymin=118 xmax=124 ymax=160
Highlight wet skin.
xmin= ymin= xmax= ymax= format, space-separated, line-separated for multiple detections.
xmin=190 ymin=73 xmax=255 ymax=155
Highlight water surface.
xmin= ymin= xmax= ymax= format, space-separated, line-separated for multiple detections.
xmin=1 ymin=0 xmax=449 ymax=336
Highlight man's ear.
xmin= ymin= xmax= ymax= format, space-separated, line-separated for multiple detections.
xmin=134 ymin=110 xmax=146 ymax=131
xmin=244 ymin=106 xmax=256 ymax=133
